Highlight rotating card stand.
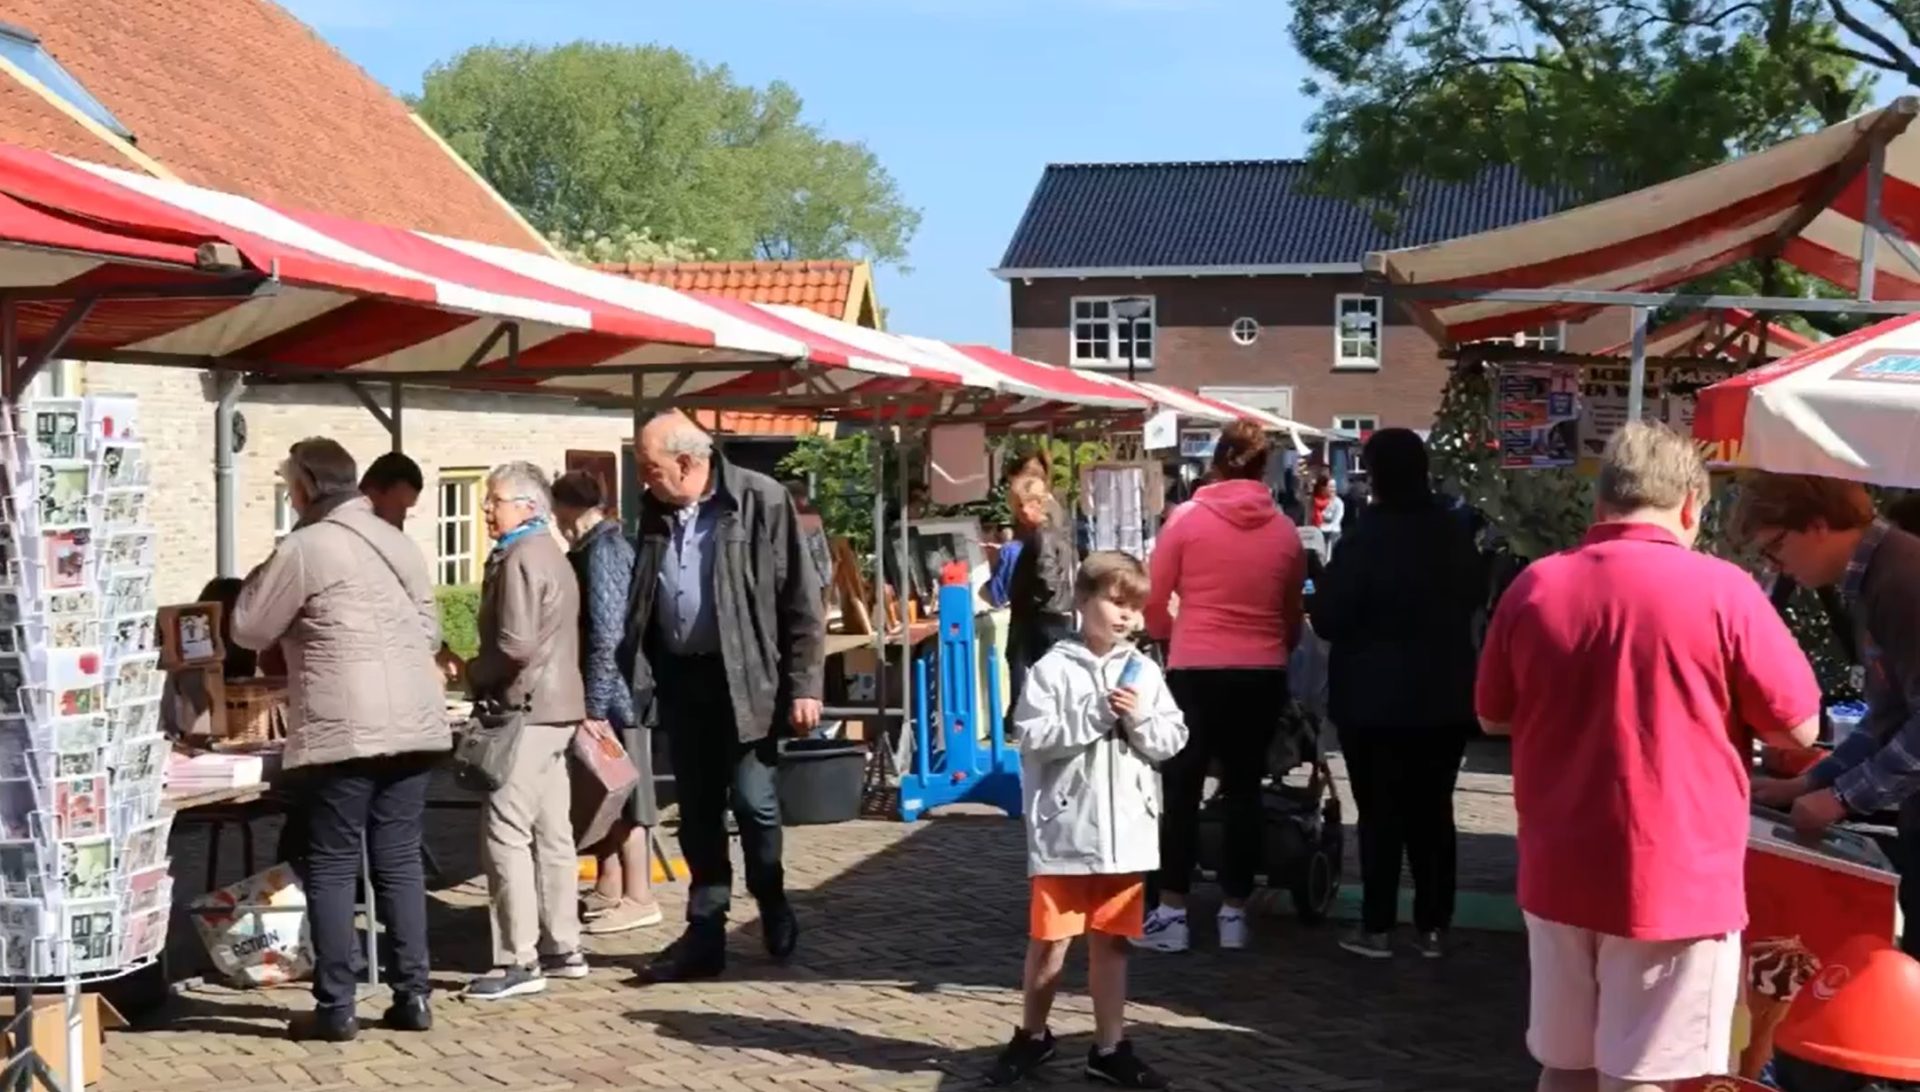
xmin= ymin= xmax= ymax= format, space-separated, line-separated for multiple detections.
xmin=0 ymin=400 xmax=164 ymax=1092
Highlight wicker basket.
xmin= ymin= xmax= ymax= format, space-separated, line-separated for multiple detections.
xmin=218 ymin=677 xmax=289 ymax=749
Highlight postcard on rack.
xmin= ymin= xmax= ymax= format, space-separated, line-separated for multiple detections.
xmin=0 ymin=841 xmax=41 ymax=900
xmin=26 ymin=400 xmax=85 ymax=461
xmin=119 ymin=819 xmax=167 ymax=875
xmin=62 ymin=898 xmax=117 ymax=972
xmin=29 ymin=461 xmax=92 ymax=531
xmin=102 ymin=488 xmax=147 ymax=532
xmin=124 ymin=906 xmax=165 ymax=966
xmin=0 ymin=898 xmax=48 ymax=977
xmin=38 ymin=529 xmax=91 ymax=592
xmin=0 ymin=590 xmax=18 ymax=654
xmin=125 ymin=864 xmax=169 ymax=915
xmin=99 ymin=442 xmax=147 ymax=490
xmin=0 ymin=781 xmax=37 ymax=841
xmin=86 ymin=395 xmax=137 ymax=444
xmin=101 ymin=530 xmax=155 ymax=576
xmin=0 ymin=655 xmax=22 ymax=718
xmin=58 ymin=836 xmax=113 ymax=901
xmin=114 ymin=734 xmax=169 ymax=790
xmin=109 ymin=653 xmax=161 ymax=707
xmin=53 ymin=774 xmax=106 ymax=839
xmin=0 ymin=723 xmax=36 ymax=782
xmin=106 ymin=613 xmax=155 ymax=661
xmin=106 ymin=700 xmax=158 ymax=746
xmin=44 ymin=648 xmax=103 ymax=719
xmin=105 ymin=571 xmax=154 ymax=619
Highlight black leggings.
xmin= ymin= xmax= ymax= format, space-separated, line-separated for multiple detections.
xmin=1340 ymin=727 xmax=1465 ymax=933
xmin=1157 ymin=668 xmax=1287 ymax=901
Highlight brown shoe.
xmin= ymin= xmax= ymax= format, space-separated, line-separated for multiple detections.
xmin=583 ymin=898 xmax=665 ymax=935
xmin=579 ymin=891 xmax=622 ymax=920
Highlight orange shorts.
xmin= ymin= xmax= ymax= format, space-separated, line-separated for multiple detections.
xmin=1029 ymin=874 xmax=1145 ymax=941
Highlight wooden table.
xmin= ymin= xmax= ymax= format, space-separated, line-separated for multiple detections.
xmin=823 ymin=622 xmax=939 ymax=659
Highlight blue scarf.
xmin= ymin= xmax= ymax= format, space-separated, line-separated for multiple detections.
xmin=492 ymin=517 xmax=550 ymax=557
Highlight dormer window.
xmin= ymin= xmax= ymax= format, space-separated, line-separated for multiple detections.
xmin=0 ymin=22 xmax=135 ymax=142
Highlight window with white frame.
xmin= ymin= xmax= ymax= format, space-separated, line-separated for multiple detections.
xmin=1230 ymin=317 xmax=1260 ymax=346
xmin=1334 ymin=295 xmax=1383 ymax=369
xmin=1334 ymin=415 xmax=1379 ymax=438
xmin=436 ymin=470 xmax=484 ymax=586
xmin=273 ymin=483 xmax=294 ymax=543
xmin=1070 ymin=296 xmax=1155 ymax=370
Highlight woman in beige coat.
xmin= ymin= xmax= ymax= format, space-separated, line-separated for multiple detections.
xmin=232 ymin=438 xmax=449 ymax=1044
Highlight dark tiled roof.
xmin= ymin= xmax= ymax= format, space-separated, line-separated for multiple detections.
xmin=997 ymin=160 xmax=1574 ymax=271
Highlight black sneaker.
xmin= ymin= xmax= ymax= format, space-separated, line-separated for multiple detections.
xmin=1085 ymin=1040 xmax=1168 ymax=1089
xmin=637 ymin=928 xmax=727 ymax=984
xmin=381 ymin=993 xmax=431 ymax=1032
xmin=286 ymin=1006 xmax=358 ymax=1043
xmin=984 ymin=1027 xmax=1056 ymax=1086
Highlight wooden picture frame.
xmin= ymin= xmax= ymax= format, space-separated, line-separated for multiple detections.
xmin=156 ymin=601 xmax=225 ymax=671
xmin=909 ymin=518 xmax=989 ymax=605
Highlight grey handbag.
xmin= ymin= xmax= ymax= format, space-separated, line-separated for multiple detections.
xmin=452 ymin=696 xmax=528 ymax=792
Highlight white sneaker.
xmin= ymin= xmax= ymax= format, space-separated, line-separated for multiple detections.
xmin=1217 ymin=908 xmax=1249 ymax=950
xmin=1133 ymin=906 xmax=1189 ymax=952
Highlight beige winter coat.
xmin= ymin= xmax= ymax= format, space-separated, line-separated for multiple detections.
xmin=231 ymin=493 xmax=450 ymax=770
xmin=467 ymin=526 xmax=585 ymax=726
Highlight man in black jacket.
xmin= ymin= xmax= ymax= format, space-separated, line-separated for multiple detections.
xmin=620 ymin=412 xmax=826 ymax=983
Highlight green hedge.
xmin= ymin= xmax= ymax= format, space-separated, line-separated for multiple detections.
xmin=437 ymin=584 xmax=482 ymax=660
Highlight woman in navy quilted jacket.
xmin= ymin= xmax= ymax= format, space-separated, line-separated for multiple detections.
xmin=553 ymin=471 xmax=664 ymax=936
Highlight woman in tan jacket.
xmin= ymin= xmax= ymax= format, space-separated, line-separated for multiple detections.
xmin=231 ymin=438 xmax=448 ymax=1043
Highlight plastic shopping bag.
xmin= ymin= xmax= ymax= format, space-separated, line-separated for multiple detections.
xmin=189 ymin=861 xmax=312 ymax=987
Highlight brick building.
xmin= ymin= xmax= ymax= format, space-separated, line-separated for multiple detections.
xmin=0 ymin=3 xmax=876 ymax=602
xmin=996 ymin=161 xmax=1631 ymax=436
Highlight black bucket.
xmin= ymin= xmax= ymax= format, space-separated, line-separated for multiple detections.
xmin=776 ymin=738 xmax=867 ymax=825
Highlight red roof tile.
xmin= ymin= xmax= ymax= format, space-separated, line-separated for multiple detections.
xmin=600 ymin=260 xmax=865 ymax=322
xmin=0 ymin=0 xmax=544 ymax=250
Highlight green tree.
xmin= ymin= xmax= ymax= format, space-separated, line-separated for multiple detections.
xmin=547 ymin=226 xmax=714 ymax=266
xmin=1288 ymin=0 xmax=1886 ymax=215
xmin=415 ymin=42 xmax=921 ymax=265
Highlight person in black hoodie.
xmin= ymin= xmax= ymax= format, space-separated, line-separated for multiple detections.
xmin=1312 ymin=429 xmax=1482 ymax=960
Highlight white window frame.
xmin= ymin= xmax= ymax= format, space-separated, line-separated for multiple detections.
xmin=273 ymin=483 xmax=294 ymax=543
xmin=436 ymin=470 xmax=484 ymax=586
xmin=1334 ymin=294 xmax=1383 ymax=371
xmin=1200 ymin=385 xmax=1294 ymax=420
xmin=1333 ymin=414 xmax=1380 ymax=437
xmin=1069 ymin=295 xmax=1156 ymax=371
xmin=1229 ymin=317 xmax=1260 ymax=347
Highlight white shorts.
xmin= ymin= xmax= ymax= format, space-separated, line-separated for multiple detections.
xmin=1524 ymin=913 xmax=1741 ymax=1082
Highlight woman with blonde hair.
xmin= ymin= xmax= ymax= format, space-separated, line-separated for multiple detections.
xmin=1005 ymin=473 xmax=1077 ymax=731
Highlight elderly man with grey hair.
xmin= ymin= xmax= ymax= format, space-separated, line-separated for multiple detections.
xmin=621 ymin=412 xmax=825 ymax=984
xmin=462 ymin=461 xmax=589 ymax=1001
xmin=232 ymin=438 xmax=449 ymax=1043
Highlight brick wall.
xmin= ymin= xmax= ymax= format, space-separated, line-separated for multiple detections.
xmin=1010 ymin=276 xmax=1630 ymax=430
xmin=81 ymin=363 xmax=636 ymax=604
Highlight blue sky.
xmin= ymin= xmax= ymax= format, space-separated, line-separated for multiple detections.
xmin=279 ymin=0 xmax=1312 ymax=348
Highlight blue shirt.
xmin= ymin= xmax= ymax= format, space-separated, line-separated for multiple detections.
xmin=986 ymin=539 xmax=1023 ymax=608
xmin=1810 ymin=519 xmax=1920 ymax=813
xmin=654 ymin=489 xmax=722 ymax=656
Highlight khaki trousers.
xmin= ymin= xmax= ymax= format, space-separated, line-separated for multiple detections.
xmin=482 ymin=722 xmax=581 ymax=968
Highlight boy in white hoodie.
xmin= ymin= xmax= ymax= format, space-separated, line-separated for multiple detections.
xmin=987 ymin=552 xmax=1189 ymax=1089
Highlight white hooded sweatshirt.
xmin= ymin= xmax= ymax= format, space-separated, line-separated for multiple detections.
xmin=1015 ymin=640 xmax=1189 ymax=877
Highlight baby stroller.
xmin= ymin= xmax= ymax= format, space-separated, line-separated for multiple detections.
xmin=1188 ymin=695 xmax=1345 ymax=921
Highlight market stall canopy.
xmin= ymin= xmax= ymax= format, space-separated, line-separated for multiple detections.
xmin=0 ymin=142 xmax=967 ymax=404
xmin=1599 ymin=308 xmax=1818 ymax=363
xmin=1366 ymin=99 xmax=1920 ymax=344
xmin=1692 ymin=313 xmax=1920 ymax=483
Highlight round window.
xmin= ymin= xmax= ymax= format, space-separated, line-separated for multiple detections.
xmin=1230 ymin=317 xmax=1259 ymax=346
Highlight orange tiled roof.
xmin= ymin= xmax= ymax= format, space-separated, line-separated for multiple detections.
xmin=0 ymin=0 xmax=544 ymax=251
xmin=600 ymin=260 xmax=871 ymax=324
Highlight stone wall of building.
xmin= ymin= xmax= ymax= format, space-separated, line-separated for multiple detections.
xmin=81 ymin=363 xmax=636 ymax=604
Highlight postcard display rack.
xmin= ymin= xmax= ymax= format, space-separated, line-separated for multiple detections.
xmin=0 ymin=395 xmax=165 ymax=1090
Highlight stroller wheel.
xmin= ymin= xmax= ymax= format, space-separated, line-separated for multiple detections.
xmin=1291 ymin=848 xmax=1337 ymax=924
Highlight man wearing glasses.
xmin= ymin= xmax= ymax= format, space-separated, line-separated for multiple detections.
xmin=464 ymin=462 xmax=590 ymax=999
xmin=1742 ymin=473 xmax=1920 ymax=957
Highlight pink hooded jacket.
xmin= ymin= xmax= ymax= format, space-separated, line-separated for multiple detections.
xmin=1146 ymin=478 xmax=1306 ymax=670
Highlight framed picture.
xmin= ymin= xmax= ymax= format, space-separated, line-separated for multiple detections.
xmin=158 ymin=601 xmax=225 ymax=669
xmin=909 ymin=517 xmax=990 ymax=605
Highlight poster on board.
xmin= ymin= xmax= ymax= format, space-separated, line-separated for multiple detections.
xmin=1497 ymin=365 xmax=1580 ymax=469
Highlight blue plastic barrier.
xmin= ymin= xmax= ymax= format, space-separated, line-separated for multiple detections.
xmin=896 ymin=583 xmax=1023 ymax=821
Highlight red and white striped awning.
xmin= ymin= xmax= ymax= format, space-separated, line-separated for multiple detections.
xmin=0 ymin=142 xmax=967 ymax=405
xmin=1600 ymin=309 xmax=1819 ymax=362
xmin=1693 ymin=313 xmax=1920 ymax=483
xmin=1368 ymin=102 xmax=1920 ymax=345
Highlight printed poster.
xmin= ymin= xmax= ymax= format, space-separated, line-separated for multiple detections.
xmin=1578 ymin=365 xmax=1663 ymax=459
xmin=1497 ymin=364 xmax=1580 ymax=469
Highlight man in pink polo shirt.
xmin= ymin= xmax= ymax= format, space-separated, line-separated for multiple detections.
xmin=1476 ymin=422 xmax=1821 ymax=1092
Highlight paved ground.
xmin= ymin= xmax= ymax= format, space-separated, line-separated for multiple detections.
xmin=98 ymin=739 xmax=1527 ymax=1092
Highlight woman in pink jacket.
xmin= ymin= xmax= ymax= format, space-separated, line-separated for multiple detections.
xmin=1137 ymin=421 xmax=1306 ymax=953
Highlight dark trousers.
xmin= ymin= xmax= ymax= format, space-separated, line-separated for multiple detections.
xmin=1158 ymin=668 xmax=1287 ymax=901
xmin=659 ymin=654 xmax=785 ymax=936
xmin=1339 ymin=728 xmax=1466 ymax=934
xmin=299 ymin=754 xmax=435 ymax=1011
xmin=1006 ymin=612 xmax=1074 ymax=724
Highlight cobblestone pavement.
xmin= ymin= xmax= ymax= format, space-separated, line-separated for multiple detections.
xmin=100 ymin=740 xmax=1526 ymax=1092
